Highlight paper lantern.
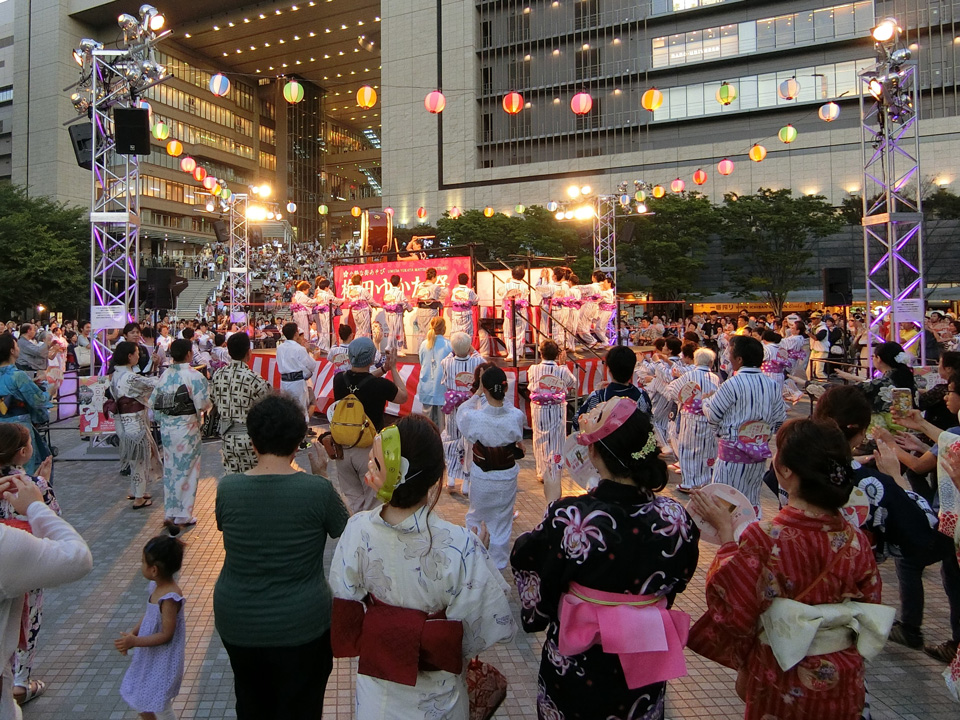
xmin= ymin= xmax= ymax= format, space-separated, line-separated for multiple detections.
xmin=635 ymin=190 xmax=646 ymax=202
xmin=351 ymin=206 xmax=362 ymax=217
xmin=483 ymin=206 xmax=495 ymax=217
xmin=165 ymin=139 xmax=182 ymax=157
xmin=424 ymin=90 xmax=446 ymax=114
xmin=384 ymin=207 xmax=394 ymax=216
xmin=570 ymin=92 xmax=593 ymax=115
xmin=546 ymin=201 xmax=559 ymax=212
xmin=151 ymin=121 xmax=169 ymax=140
xmin=619 ymin=194 xmax=630 ymax=206
xmin=717 ymin=158 xmax=734 ymax=176
xmin=417 ymin=206 xmax=427 ymax=219
xmin=693 ymin=169 xmax=708 ymax=186
xmin=450 ymin=207 xmax=461 ymax=218
xmin=515 ymin=204 xmax=525 ymax=214
xmin=221 ymin=189 xmax=232 ymax=201
xmin=209 ymin=73 xmax=231 ymax=97
xmin=136 ymin=100 xmax=152 ymax=118
xmin=202 ymin=175 xmax=217 ymax=190
xmin=179 ymin=156 xmax=196 ymax=173
xmin=212 ymin=184 xmax=222 ymax=197
xmin=283 ymin=79 xmax=304 ymax=104
xmin=819 ymin=102 xmax=841 ymax=122
xmin=193 ymin=166 xmax=207 ymax=182
xmin=652 ymin=185 xmax=665 ymax=198
xmin=286 ymin=202 xmax=297 ymax=213
xmin=356 ymin=85 xmax=377 ymax=109
xmin=778 ymin=124 xmax=798 ymax=144
xmin=778 ymin=77 xmax=800 ymax=101
xmin=641 ymin=88 xmax=663 ymax=112
xmin=318 ymin=204 xmax=329 ymax=215
xmin=502 ymin=92 xmax=523 ymax=115
xmin=671 ymin=178 xmax=685 ymax=193
xmin=715 ymin=82 xmax=737 ymax=106
xmin=749 ymin=144 xmax=767 ymax=162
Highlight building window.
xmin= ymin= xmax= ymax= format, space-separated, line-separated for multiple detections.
xmin=576 ymin=48 xmax=601 ymax=81
xmin=481 ymin=20 xmax=492 ymax=49
xmin=481 ymin=66 xmax=492 ymax=95
xmin=481 ymin=113 xmax=493 ymax=143
xmin=575 ymin=97 xmax=602 ymax=131
xmin=508 ymin=12 xmax=530 ymax=43
xmin=575 ymin=0 xmax=600 ymax=31
xmin=508 ymin=60 xmax=531 ymax=90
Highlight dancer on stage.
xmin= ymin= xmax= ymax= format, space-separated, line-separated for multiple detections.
xmin=534 ymin=268 xmax=557 ymax=340
xmin=291 ymin=281 xmax=317 ymax=338
xmin=381 ymin=274 xmax=412 ymax=353
xmin=343 ymin=274 xmax=379 ymax=339
xmin=703 ymin=335 xmax=786 ymax=513
xmin=527 ymin=340 xmax=576 ymax=495
xmin=497 ymin=266 xmax=528 ymax=361
xmin=440 ymin=333 xmax=485 ymax=496
xmin=413 ymin=268 xmax=445 ymax=348
xmin=313 ymin=277 xmax=341 ymax=353
xmin=577 ymin=271 xmax=605 ymax=347
xmin=564 ymin=273 xmax=582 ymax=353
xmin=595 ymin=275 xmax=616 ymax=346
xmin=666 ymin=347 xmax=721 ymax=491
xmin=449 ymin=273 xmax=478 ymax=339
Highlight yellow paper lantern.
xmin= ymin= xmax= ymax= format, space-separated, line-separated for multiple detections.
xmin=483 ymin=206 xmax=495 ymax=217
xmin=749 ymin=144 xmax=767 ymax=162
xmin=357 ymin=85 xmax=377 ymax=109
xmin=652 ymin=185 xmax=665 ymax=198
xmin=641 ymin=88 xmax=663 ymax=112
xmin=351 ymin=206 xmax=362 ymax=217
xmin=318 ymin=204 xmax=329 ymax=215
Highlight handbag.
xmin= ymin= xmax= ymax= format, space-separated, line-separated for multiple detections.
xmin=466 ymin=657 xmax=507 ymax=720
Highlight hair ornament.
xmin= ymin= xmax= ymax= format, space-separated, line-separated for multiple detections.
xmin=631 ymin=431 xmax=658 ymax=460
xmin=894 ymin=351 xmax=910 ymax=365
xmin=828 ymin=460 xmax=848 ymax=487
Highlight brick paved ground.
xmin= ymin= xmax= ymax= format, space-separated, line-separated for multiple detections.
xmin=19 ymin=416 xmax=960 ymax=720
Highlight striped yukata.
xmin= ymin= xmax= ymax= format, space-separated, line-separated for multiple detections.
xmin=413 ymin=281 xmax=445 ymax=349
xmin=780 ymin=333 xmax=808 ymax=378
xmin=576 ymin=282 xmax=601 ymax=343
xmin=648 ymin=356 xmax=683 ymax=452
xmin=564 ymin=284 xmax=581 ymax=351
xmin=498 ymin=279 xmax=529 ymax=360
xmin=534 ymin=280 xmax=556 ymax=339
xmin=761 ymin=342 xmax=789 ymax=398
xmin=527 ymin=360 xmax=576 ymax=485
xmin=440 ymin=351 xmax=485 ymax=493
xmin=314 ymin=289 xmax=341 ymax=352
xmin=666 ymin=366 xmax=721 ymax=489
xmin=703 ymin=367 xmax=787 ymax=511
xmin=381 ymin=285 xmax=412 ymax=352
xmin=344 ymin=284 xmax=378 ymax=338
xmin=449 ymin=284 xmax=479 ymax=339
xmin=595 ymin=289 xmax=616 ymax=345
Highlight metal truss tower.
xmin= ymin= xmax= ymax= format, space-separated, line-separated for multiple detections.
xmin=860 ymin=48 xmax=925 ymax=369
xmin=88 ymin=50 xmax=140 ymax=375
xmin=594 ymin=195 xmax=617 ymax=285
xmin=228 ymin=194 xmax=250 ymax=320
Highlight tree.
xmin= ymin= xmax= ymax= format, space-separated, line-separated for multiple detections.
xmin=717 ymin=188 xmax=843 ymax=316
xmin=0 ymin=184 xmax=88 ymax=317
xmin=618 ymin=192 xmax=714 ymax=300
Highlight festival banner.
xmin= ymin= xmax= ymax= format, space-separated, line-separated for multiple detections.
xmin=333 ymin=256 xmax=472 ymax=306
xmin=78 ymin=375 xmax=116 ymax=435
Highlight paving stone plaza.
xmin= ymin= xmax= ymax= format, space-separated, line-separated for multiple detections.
xmin=18 ymin=415 xmax=960 ymax=720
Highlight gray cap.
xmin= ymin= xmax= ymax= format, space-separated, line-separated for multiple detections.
xmin=348 ymin=336 xmax=377 ymax=367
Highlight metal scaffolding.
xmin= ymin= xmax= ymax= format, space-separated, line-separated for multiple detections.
xmin=593 ymin=195 xmax=617 ymax=285
xmin=88 ymin=50 xmax=140 ymax=375
xmin=860 ymin=54 xmax=925 ymax=369
xmin=228 ymin=194 xmax=249 ymax=320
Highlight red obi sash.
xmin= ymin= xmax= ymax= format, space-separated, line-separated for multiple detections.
xmin=558 ymin=583 xmax=689 ymax=689
xmin=331 ymin=596 xmax=464 ymax=686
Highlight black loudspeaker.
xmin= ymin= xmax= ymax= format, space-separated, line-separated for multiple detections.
xmin=212 ymin=220 xmax=229 ymax=244
xmin=619 ymin=221 xmax=636 ymax=246
xmin=69 ymin=122 xmax=93 ymax=170
xmin=113 ymin=108 xmax=151 ymax=156
xmin=142 ymin=268 xmax=185 ymax=309
xmin=249 ymin=227 xmax=264 ymax=246
xmin=822 ymin=267 xmax=853 ymax=306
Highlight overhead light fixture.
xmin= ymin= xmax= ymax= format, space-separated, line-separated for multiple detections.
xmin=872 ymin=17 xmax=901 ymax=43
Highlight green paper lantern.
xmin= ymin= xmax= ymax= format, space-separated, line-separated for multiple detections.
xmin=778 ymin=124 xmax=798 ymax=144
xmin=715 ymin=81 xmax=737 ymax=106
xmin=283 ymin=79 xmax=305 ymax=104
xmin=318 ymin=204 xmax=329 ymax=215
xmin=151 ymin=121 xmax=170 ymax=140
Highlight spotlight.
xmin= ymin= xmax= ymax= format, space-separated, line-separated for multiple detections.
xmin=140 ymin=60 xmax=166 ymax=81
xmin=205 ymin=201 xmax=215 ymax=212
xmin=890 ymin=48 xmax=912 ymax=66
xmin=118 ymin=13 xmax=139 ymax=32
xmin=580 ymin=185 xmax=592 ymax=195
xmin=72 ymin=50 xmax=84 ymax=66
xmin=79 ymin=38 xmax=103 ymax=53
xmin=257 ymin=184 xmax=272 ymax=198
xmin=636 ymin=203 xmax=647 ymax=213
xmin=70 ymin=92 xmax=90 ymax=113
xmin=566 ymin=185 xmax=581 ymax=198
xmin=139 ymin=5 xmax=165 ymax=31
xmin=872 ymin=17 xmax=901 ymax=43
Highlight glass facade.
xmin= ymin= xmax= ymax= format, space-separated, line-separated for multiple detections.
xmin=145 ymin=83 xmax=253 ymax=136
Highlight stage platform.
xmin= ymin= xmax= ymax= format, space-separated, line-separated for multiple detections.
xmin=250 ymin=348 xmax=609 ymax=420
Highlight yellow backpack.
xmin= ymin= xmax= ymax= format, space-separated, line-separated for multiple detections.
xmin=330 ymin=376 xmax=375 ymax=449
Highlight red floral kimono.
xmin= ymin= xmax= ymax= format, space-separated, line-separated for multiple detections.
xmin=688 ymin=506 xmax=882 ymax=720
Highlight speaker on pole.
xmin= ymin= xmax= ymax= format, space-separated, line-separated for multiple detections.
xmin=822 ymin=267 xmax=853 ymax=306
xmin=68 ymin=122 xmax=94 ymax=170
xmin=113 ymin=108 xmax=151 ymax=156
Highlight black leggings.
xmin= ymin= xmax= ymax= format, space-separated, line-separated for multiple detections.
xmin=222 ymin=630 xmax=333 ymax=719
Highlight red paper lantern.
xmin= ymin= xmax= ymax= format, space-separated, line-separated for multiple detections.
xmin=717 ymin=158 xmax=734 ymax=176
xmin=424 ymin=91 xmax=446 ymax=114
xmin=570 ymin=92 xmax=593 ymax=115
xmin=179 ymin=156 xmax=196 ymax=173
xmin=417 ymin=206 xmax=427 ymax=219
xmin=502 ymin=92 xmax=523 ymax=114
xmin=671 ymin=178 xmax=685 ymax=193
xmin=693 ymin=169 xmax=708 ymax=186
xmin=193 ymin=167 xmax=207 ymax=182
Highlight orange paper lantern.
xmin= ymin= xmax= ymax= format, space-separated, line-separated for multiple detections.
xmin=570 ymin=92 xmax=593 ymax=115
xmin=356 ymin=85 xmax=377 ymax=109
xmin=502 ymin=92 xmax=523 ymax=114
xmin=748 ymin=144 xmax=767 ymax=162
xmin=424 ymin=91 xmax=445 ymax=114
xmin=717 ymin=158 xmax=734 ymax=176
xmin=483 ymin=206 xmax=495 ymax=217
xmin=652 ymin=185 xmax=665 ymax=199
xmin=165 ymin=139 xmax=182 ymax=157
xmin=693 ymin=169 xmax=707 ymax=186
xmin=641 ymin=88 xmax=663 ymax=112
xmin=351 ymin=206 xmax=362 ymax=217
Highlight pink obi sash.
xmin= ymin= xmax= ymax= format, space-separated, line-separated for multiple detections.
xmin=383 ymin=303 xmax=405 ymax=314
xmin=315 ymin=305 xmax=329 ymax=313
xmin=787 ymin=349 xmax=806 ymax=360
xmin=552 ymin=298 xmax=574 ymax=309
xmin=452 ymin=301 xmax=473 ymax=311
xmin=717 ymin=437 xmax=772 ymax=464
xmin=504 ymin=298 xmax=529 ymax=308
xmin=558 ymin=583 xmax=689 ymax=689
xmin=290 ymin=303 xmax=308 ymax=313
xmin=760 ymin=359 xmax=789 ymax=374
xmin=442 ymin=389 xmax=472 ymax=414
xmin=681 ymin=398 xmax=704 ymax=416
xmin=598 ymin=303 xmax=617 ymax=311
xmin=583 ymin=294 xmax=602 ymax=303
xmin=349 ymin=301 xmax=370 ymax=310
xmin=530 ymin=390 xmax=566 ymax=406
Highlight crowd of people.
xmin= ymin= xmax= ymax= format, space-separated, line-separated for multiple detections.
xmin=4 ymin=262 xmax=960 ymax=719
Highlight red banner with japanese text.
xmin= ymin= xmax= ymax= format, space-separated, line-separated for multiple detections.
xmin=332 ymin=256 xmax=472 ymax=305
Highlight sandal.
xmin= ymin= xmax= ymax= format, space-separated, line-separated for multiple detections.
xmin=126 ymin=493 xmax=152 ymax=500
xmin=132 ymin=498 xmax=153 ymax=509
xmin=14 ymin=679 xmax=46 ymax=706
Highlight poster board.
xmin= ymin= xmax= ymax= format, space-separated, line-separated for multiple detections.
xmin=78 ymin=375 xmax=115 ymax=435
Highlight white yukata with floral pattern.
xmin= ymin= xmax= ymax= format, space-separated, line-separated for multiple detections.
xmin=330 ymin=506 xmax=516 ymax=720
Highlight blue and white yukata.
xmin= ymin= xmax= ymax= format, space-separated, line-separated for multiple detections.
xmin=0 ymin=365 xmax=51 ymax=474
xmin=666 ymin=366 xmax=722 ymax=489
xmin=702 ymin=366 xmax=786 ymax=512
xmin=576 ymin=282 xmax=601 ymax=344
xmin=382 ymin=285 xmax=413 ymax=352
xmin=413 ymin=281 xmax=446 ymax=349
xmin=417 ymin=335 xmax=452 ymax=434
xmin=150 ymin=363 xmax=212 ymax=525
xmin=439 ymin=351 xmax=485 ymax=494
xmin=344 ymin=284 xmax=378 ymax=339
xmin=527 ymin=360 xmax=576 ymax=488
xmin=314 ymin=288 xmax=342 ymax=352
xmin=449 ymin=284 xmax=479 ymax=339
xmin=497 ymin=279 xmax=528 ymax=361
xmin=111 ymin=367 xmax=162 ymax=500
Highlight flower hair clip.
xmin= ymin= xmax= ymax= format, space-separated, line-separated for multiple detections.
xmin=894 ymin=351 xmax=911 ymax=365
xmin=631 ymin=431 xmax=658 ymax=461
xmin=828 ymin=461 xmax=848 ymax=487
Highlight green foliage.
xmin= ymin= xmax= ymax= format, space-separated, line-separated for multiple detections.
xmin=718 ymin=188 xmax=843 ymax=316
xmin=923 ymin=187 xmax=960 ymax=219
xmin=0 ymin=184 xmax=88 ymax=316
xmin=618 ymin=192 xmax=714 ymax=300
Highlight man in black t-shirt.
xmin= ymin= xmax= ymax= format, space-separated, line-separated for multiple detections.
xmin=331 ymin=337 xmax=409 ymax=512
